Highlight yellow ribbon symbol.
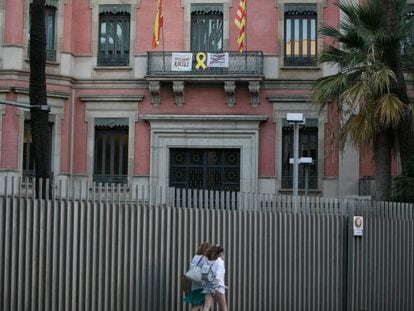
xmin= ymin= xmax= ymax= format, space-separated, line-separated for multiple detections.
xmin=195 ymin=52 xmax=207 ymax=70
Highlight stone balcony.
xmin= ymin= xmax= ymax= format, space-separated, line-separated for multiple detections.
xmin=145 ymin=51 xmax=264 ymax=108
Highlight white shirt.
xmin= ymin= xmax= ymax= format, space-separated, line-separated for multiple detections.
xmin=211 ymin=257 xmax=226 ymax=294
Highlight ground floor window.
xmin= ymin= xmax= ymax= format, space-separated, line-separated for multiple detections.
xmin=94 ymin=124 xmax=128 ymax=184
xmin=169 ymin=148 xmax=240 ymax=191
xmin=282 ymin=120 xmax=318 ymax=189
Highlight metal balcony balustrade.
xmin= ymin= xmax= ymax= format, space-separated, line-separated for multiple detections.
xmin=284 ymin=55 xmax=317 ymax=67
xmin=147 ymin=51 xmax=263 ymax=77
xmin=97 ymin=54 xmax=129 ymax=67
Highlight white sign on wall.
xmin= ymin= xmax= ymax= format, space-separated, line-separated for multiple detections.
xmin=207 ymin=52 xmax=229 ymax=67
xmin=171 ymin=53 xmax=193 ymax=71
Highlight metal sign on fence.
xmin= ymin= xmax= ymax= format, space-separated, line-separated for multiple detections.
xmin=353 ymin=216 xmax=364 ymax=236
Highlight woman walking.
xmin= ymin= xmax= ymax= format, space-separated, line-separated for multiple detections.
xmin=184 ymin=242 xmax=211 ymax=311
xmin=202 ymin=245 xmax=228 ymax=311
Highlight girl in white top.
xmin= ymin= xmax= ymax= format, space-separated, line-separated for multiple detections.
xmin=202 ymin=246 xmax=228 ymax=311
xmin=184 ymin=242 xmax=212 ymax=311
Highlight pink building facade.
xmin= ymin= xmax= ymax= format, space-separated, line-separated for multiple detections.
xmin=0 ymin=0 xmax=386 ymax=198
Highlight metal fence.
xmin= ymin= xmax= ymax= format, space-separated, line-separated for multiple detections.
xmin=0 ymin=177 xmax=413 ymax=310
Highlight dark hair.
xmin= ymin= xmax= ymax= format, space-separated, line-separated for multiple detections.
xmin=196 ymin=241 xmax=212 ymax=255
xmin=205 ymin=245 xmax=224 ymax=261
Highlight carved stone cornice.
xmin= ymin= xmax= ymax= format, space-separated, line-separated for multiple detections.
xmin=148 ymin=81 xmax=161 ymax=107
xmin=173 ymin=81 xmax=185 ymax=107
xmin=248 ymin=81 xmax=260 ymax=107
xmin=224 ymin=81 xmax=236 ymax=107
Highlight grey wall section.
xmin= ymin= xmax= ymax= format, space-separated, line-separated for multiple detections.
xmin=0 ymin=184 xmax=413 ymax=310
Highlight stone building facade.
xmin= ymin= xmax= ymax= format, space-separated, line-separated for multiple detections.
xmin=0 ymin=0 xmax=392 ymax=198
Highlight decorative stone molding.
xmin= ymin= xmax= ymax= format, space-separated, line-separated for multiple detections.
xmin=140 ymin=114 xmax=268 ymax=194
xmin=149 ymin=81 xmax=161 ymax=107
xmin=172 ymin=81 xmax=185 ymax=107
xmin=248 ymin=81 xmax=260 ymax=107
xmin=224 ymin=81 xmax=236 ymax=107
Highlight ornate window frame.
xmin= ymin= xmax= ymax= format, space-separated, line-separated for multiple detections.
xmin=268 ymin=95 xmax=327 ymax=192
xmin=181 ymin=0 xmax=232 ymax=51
xmin=79 ymin=95 xmax=143 ymax=184
xmin=141 ymin=114 xmax=268 ymax=193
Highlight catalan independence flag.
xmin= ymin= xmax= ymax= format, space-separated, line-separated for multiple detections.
xmin=234 ymin=0 xmax=246 ymax=52
xmin=152 ymin=0 xmax=163 ymax=48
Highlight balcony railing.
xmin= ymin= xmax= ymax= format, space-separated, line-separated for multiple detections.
xmin=284 ymin=56 xmax=317 ymax=67
xmin=147 ymin=51 xmax=263 ymax=76
xmin=93 ymin=174 xmax=128 ymax=184
xmin=282 ymin=175 xmax=318 ymax=190
xmin=97 ymin=54 xmax=129 ymax=67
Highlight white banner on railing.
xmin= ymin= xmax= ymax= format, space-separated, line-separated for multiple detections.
xmin=207 ymin=52 xmax=229 ymax=67
xmin=171 ymin=52 xmax=193 ymax=71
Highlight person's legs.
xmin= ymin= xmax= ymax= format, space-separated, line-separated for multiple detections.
xmin=191 ymin=305 xmax=201 ymax=311
xmin=202 ymin=294 xmax=214 ymax=311
xmin=215 ymin=292 xmax=228 ymax=311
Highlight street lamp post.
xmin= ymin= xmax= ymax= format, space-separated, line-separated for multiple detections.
xmin=287 ymin=113 xmax=304 ymax=212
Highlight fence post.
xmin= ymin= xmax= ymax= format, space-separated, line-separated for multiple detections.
xmin=345 ymin=199 xmax=355 ymax=311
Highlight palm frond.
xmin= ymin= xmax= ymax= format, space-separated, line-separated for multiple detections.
xmin=341 ymin=79 xmax=370 ymax=108
xmin=376 ymin=93 xmax=406 ymax=127
xmin=342 ymin=104 xmax=378 ymax=147
xmin=311 ymin=73 xmax=348 ymax=108
xmin=371 ymin=67 xmax=397 ymax=95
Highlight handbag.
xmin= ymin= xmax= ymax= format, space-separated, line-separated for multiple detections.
xmin=184 ymin=256 xmax=204 ymax=282
xmin=201 ymin=263 xmax=214 ymax=282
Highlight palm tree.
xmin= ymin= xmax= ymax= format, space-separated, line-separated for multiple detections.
xmin=311 ymin=0 xmax=407 ymax=200
xmin=30 ymin=0 xmax=51 ymax=197
xmin=381 ymin=0 xmax=414 ymax=177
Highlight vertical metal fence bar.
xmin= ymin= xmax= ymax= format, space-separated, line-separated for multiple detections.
xmin=45 ymin=197 xmax=53 ymax=311
xmin=17 ymin=196 xmax=26 ymax=311
xmin=57 ymin=199 xmax=66 ymax=311
xmin=51 ymin=198 xmax=60 ymax=311
xmin=10 ymin=194 xmax=19 ymax=311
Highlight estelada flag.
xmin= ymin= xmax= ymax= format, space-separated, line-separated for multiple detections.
xmin=234 ymin=0 xmax=246 ymax=52
xmin=152 ymin=0 xmax=163 ymax=48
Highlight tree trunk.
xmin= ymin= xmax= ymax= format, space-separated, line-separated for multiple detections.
xmin=30 ymin=0 xmax=51 ymax=197
xmin=374 ymin=129 xmax=393 ymax=201
xmin=381 ymin=0 xmax=414 ymax=175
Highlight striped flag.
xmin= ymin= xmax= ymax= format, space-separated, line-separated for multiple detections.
xmin=152 ymin=0 xmax=163 ymax=49
xmin=234 ymin=0 xmax=246 ymax=52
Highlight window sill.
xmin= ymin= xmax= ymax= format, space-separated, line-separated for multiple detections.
xmin=280 ymin=66 xmax=320 ymax=71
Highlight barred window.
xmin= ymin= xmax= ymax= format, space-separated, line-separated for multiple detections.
xmin=28 ymin=5 xmax=57 ymax=61
xmin=93 ymin=121 xmax=128 ymax=184
xmin=45 ymin=6 xmax=56 ymax=61
xmin=191 ymin=5 xmax=223 ymax=52
xmin=169 ymin=148 xmax=240 ymax=191
xmin=98 ymin=11 xmax=130 ymax=66
xmin=282 ymin=120 xmax=318 ymax=189
xmin=284 ymin=4 xmax=317 ymax=66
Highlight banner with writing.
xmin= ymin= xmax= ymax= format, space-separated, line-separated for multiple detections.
xmin=171 ymin=53 xmax=193 ymax=71
xmin=207 ymin=52 xmax=229 ymax=67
